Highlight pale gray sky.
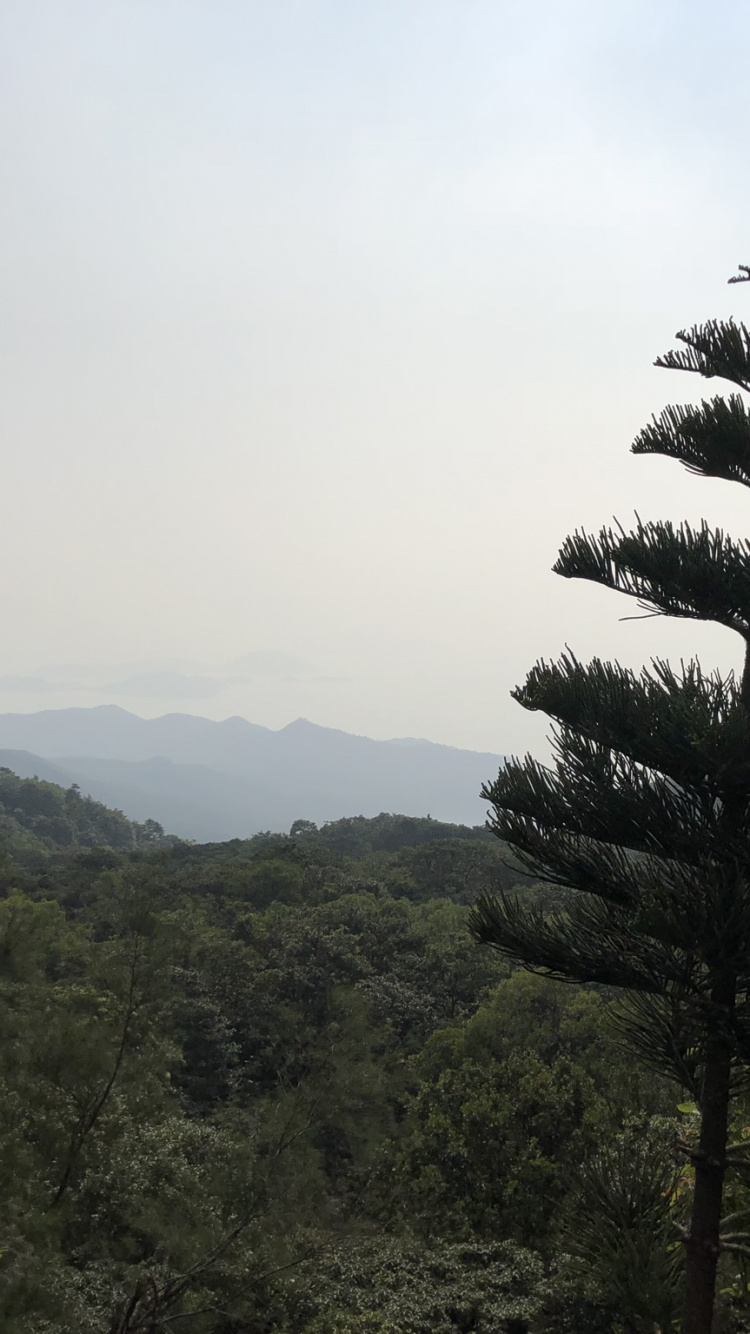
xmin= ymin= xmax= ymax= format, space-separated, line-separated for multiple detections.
xmin=2 ymin=0 xmax=750 ymax=754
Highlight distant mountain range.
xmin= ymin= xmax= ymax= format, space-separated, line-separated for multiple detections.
xmin=0 ymin=706 xmax=503 ymax=841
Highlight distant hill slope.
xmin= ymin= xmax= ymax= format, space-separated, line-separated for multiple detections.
xmin=0 ymin=759 xmax=169 ymax=858
xmin=0 ymin=708 xmax=503 ymax=840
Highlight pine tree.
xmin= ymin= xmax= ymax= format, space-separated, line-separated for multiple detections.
xmin=471 ymin=267 xmax=750 ymax=1334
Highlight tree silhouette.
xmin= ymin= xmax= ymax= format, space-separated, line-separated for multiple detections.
xmin=472 ymin=267 xmax=750 ymax=1334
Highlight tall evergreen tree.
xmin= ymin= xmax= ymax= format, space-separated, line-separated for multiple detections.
xmin=472 ymin=268 xmax=750 ymax=1334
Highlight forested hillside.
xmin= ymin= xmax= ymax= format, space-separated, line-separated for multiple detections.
xmin=1 ymin=770 xmax=744 ymax=1333
xmin=0 ymin=765 xmax=171 ymax=859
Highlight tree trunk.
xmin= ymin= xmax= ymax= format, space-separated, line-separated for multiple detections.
xmin=682 ymin=980 xmax=735 ymax=1334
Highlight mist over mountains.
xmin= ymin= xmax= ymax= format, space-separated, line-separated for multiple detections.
xmin=0 ymin=652 xmax=317 ymax=702
xmin=0 ymin=706 xmax=502 ymax=841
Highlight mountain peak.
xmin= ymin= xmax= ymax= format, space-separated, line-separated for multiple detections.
xmin=0 ymin=705 xmax=502 ymax=839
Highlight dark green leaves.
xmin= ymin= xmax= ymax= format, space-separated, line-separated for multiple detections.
xmin=655 ymin=319 xmax=750 ymax=391
xmin=633 ymin=395 xmax=750 ymax=487
xmin=471 ymin=890 xmax=673 ymax=991
xmin=555 ymin=518 xmax=750 ymax=634
xmin=514 ymin=654 xmax=750 ymax=789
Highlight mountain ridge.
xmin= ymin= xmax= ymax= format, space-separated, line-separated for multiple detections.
xmin=0 ymin=707 xmax=504 ymax=840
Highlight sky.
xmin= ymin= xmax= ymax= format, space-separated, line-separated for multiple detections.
xmin=2 ymin=0 xmax=750 ymax=755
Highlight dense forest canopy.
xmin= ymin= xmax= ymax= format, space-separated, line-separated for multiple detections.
xmin=4 ymin=765 xmax=745 ymax=1333
xmin=0 ymin=766 xmax=171 ymax=856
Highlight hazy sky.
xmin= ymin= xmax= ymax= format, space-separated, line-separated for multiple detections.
xmin=3 ymin=0 xmax=750 ymax=754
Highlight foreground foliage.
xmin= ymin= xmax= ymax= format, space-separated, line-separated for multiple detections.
xmin=1 ymin=794 xmax=742 ymax=1332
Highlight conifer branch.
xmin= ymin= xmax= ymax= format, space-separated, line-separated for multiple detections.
xmin=555 ymin=518 xmax=750 ymax=636
xmin=633 ymin=395 xmax=750 ymax=487
xmin=654 ymin=319 xmax=750 ymax=392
